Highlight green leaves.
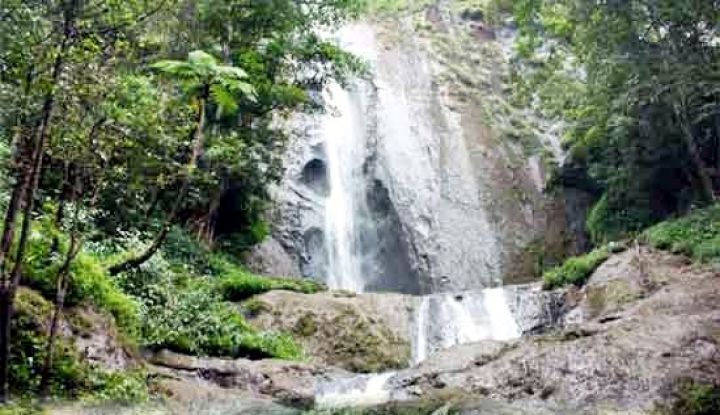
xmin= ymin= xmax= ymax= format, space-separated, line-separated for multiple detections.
xmin=515 ymin=0 xmax=720 ymax=239
xmin=151 ymin=50 xmax=257 ymax=114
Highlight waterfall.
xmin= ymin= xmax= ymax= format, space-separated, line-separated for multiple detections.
xmin=322 ymin=82 xmax=366 ymax=292
xmin=412 ymin=296 xmax=430 ymax=363
xmin=412 ymin=288 xmax=520 ymax=363
xmin=315 ymin=372 xmax=396 ymax=409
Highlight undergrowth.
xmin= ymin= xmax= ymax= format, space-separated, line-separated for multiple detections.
xmin=642 ymin=203 xmax=720 ymax=264
xmin=116 ymin=233 xmax=308 ymax=360
xmin=10 ymin=288 xmax=149 ymax=402
xmin=542 ymin=246 xmax=611 ymax=289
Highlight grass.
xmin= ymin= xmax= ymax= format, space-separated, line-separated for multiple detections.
xmin=642 ymin=203 xmax=720 ymax=264
xmin=210 ymin=252 xmax=324 ymax=301
xmin=542 ymin=246 xmax=611 ymax=289
xmin=219 ymin=269 xmax=324 ymax=302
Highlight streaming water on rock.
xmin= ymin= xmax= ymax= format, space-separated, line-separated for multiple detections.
xmin=318 ymin=24 xmax=520 ymax=364
xmin=315 ymin=372 xmax=396 ymax=409
xmin=322 ymin=81 xmax=366 ymax=292
xmin=412 ymin=288 xmax=520 ymax=363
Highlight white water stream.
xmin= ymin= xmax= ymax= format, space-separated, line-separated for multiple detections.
xmin=322 ymin=82 xmax=366 ymax=292
xmin=412 ymin=288 xmax=520 ymax=363
xmin=315 ymin=372 xmax=396 ymax=409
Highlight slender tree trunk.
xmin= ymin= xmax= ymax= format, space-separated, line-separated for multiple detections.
xmin=50 ymin=163 xmax=71 ymax=255
xmin=0 ymin=288 xmax=11 ymax=403
xmin=0 ymin=157 xmax=29 ymax=277
xmin=674 ymin=103 xmax=716 ymax=202
xmin=109 ymin=96 xmax=207 ymax=275
xmin=0 ymin=64 xmax=36 ymax=276
xmin=39 ymin=235 xmax=80 ymax=398
xmin=0 ymin=1 xmax=76 ymax=400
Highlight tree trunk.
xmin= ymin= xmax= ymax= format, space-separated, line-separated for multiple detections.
xmin=50 ymin=163 xmax=71 ymax=255
xmin=0 ymin=0 xmax=76 ymax=400
xmin=39 ymin=236 xmax=80 ymax=398
xmin=109 ymin=96 xmax=207 ymax=275
xmin=0 ymin=288 xmax=12 ymax=402
xmin=674 ymin=103 xmax=716 ymax=202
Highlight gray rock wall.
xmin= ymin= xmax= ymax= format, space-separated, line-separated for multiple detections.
xmin=265 ymin=4 xmax=576 ymax=293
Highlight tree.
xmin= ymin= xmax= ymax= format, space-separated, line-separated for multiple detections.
xmin=108 ymin=51 xmax=255 ymax=275
xmin=513 ymin=0 xmax=720 ymax=242
xmin=0 ymin=0 xmax=174 ymax=400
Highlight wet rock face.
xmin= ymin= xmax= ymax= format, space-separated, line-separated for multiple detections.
xmin=264 ymin=15 xmax=574 ymax=292
xmin=146 ymin=350 xmax=343 ymax=410
xmin=300 ymin=158 xmax=329 ymax=196
xmin=387 ymin=249 xmax=720 ymax=413
xmin=504 ymin=283 xmax=566 ymax=335
xmin=242 ymin=237 xmax=302 ymax=278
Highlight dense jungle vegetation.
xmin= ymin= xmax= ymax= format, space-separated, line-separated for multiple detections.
xmin=0 ymin=0 xmax=718 ymax=411
xmin=0 ymin=0 xmax=362 ymax=405
xmin=508 ymin=0 xmax=720 ymax=287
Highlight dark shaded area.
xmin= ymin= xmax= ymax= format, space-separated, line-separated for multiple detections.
xmin=301 ymin=227 xmax=327 ymax=281
xmin=360 ymin=179 xmax=421 ymax=295
xmin=301 ymin=158 xmax=329 ymax=196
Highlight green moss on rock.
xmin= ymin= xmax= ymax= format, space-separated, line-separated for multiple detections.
xmin=542 ymin=246 xmax=611 ymax=289
xmin=326 ymin=307 xmax=410 ymax=373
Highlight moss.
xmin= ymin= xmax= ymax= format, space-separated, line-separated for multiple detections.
xmin=665 ymin=381 xmax=720 ymax=415
xmin=10 ymin=289 xmax=97 ymax=398
xmin=542 ymin=246 xmax=611 ymax=289
xmin=585 ymin=280 xmax=636 ymax=318
xmin=643 ymin=203 xmax=720 ymax=264
xmin=294 ymin=312 xmax=318 ymax=337
xmin=65 ymin=309 xmax=95 ymax=338
xmin=242 ymin=297 xmax=272 ymax=317
xmin=22 ymin=225 xmax=140 ymax=337
xmin=214 ymin=255 xmax=324 ymax=302
xmin=327 ymin=307 xmax=410 ymax=373
xmin=0 ymin=402 xmax=42 ymax=415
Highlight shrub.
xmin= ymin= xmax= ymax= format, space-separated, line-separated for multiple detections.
xmin=542 ymin=246 xmax=611 ymax=289
xmin=126 ymin=265 xmax=304 ymax=360
xmin=642 ymin=203 xmax=720 ymax=264
xmin=22 ymin=228 xmax=139 ymax=337
xmin=667 ymin=381 xmax=720 ymax=415
xmin=586 ymin=193 xmax=655 ymax=245
xmin=113 ymin=229 xmax=308 ymax=360
xmin=81 ymin=369 xmax=150 ymax=403
xmin=11 ymin=288 xmax=93 ymax=398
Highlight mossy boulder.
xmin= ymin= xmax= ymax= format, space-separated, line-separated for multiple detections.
xmin=10 ymin=287 xmax=142 ymax=399
xmin=243 ymin=290 xmax=413 ymax=373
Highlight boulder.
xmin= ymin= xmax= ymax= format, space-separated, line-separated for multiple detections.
xmin=245 ymin=290 xmax=414 ymax=373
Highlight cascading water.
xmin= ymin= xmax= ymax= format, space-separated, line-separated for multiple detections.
xmin=315 ymin=372 xmax=396 ymax=409
xmin=307 ymin=22 xmax=528 ymax=409
xmin=322 ymin=82 xmax=366 ymax=292
xmin=412 ymin=288 xmax=520 ymax=364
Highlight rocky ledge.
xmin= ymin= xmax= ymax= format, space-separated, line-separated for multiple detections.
xmin=86 ymin=248 xmax=718 ymax=414
xmin=384 ymin=248 xmax=720 ymax=413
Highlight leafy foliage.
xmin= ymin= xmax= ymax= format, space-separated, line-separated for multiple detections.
xmin=9 ymin=288 xmax=147 ymax=401
xmin=514 ymin=0 xmax=720 ymax=243
xmin=666 ymin=380 xmax=720 ymax=415
xmin=0 ymin=0 xmax=360 ymax=401
xmin=117 ymin=233 xmax=306 ymax=360
xmin=216 ymin=258 xmax=324 ymax=302
xmin=542 ymin=246 xmax=611 ymax=289
xmin=642 ymin=203 xmax=720 ymax=264
xmin=21 ymin=221 xmax=139 ymax=337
